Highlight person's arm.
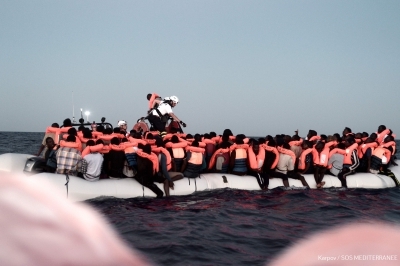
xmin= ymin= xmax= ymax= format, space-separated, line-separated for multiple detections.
xmin=159 ymin=154 xmax=172 ymax=182
xmin=168 ymin=112 xmax=181 ymax=123
xmin=36 ymin=144 xmax=45 ymax=156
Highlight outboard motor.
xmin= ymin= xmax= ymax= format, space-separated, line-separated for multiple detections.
xmin=24 ymin=157 xmax=46 ymax=175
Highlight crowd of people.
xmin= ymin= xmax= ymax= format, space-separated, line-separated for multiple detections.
xmin=35 ymin=94 xmax=398 ymax=197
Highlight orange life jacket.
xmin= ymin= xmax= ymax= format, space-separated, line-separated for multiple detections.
xmin=59 ymin=140 xmax=79 ymax=149
xmin=381 ymin=141 xmax=396 ymax=155
xmin=289 ymin=139 xmax=303 ymax=147
xmin=372 ymin=147 xmax=391 ymax=164
xmin=82 ymin=144 xmax=104 ymax=157
xmin=152 ymin=146 xmax=172 ymax=171
xmin=136 ymin=150 xmax=159 ymax=174
xmin=343 ymin=143 xmax=358 ymax=165
xmin=262 ymin=144 xmax=280 ymax=169
xmin=298 ymin=148 xmax=313 ymax=170
xmin=208 ymin=148 xmax=230 ymax=170
xmin=148 ymin=93 xmax=160 ymax=110
xmin=186 ymin=146 xmax=204 ymax=165
xmin=165 ymin=141 xmax=187 ymax=159
xmin=376 ymin=129 xmax=390 ymax=144
xmin=248 ymin=146 xmax=265 ymax=170
xmin=358 ymin=142 xmax=378 ymax=158
xmin=277 ymin=146 xmax=296 ymax=165
xmin=309 ymin=135 xmax=321 ymax=142
xmin=312 ymin=147 xmax=330 ymax=167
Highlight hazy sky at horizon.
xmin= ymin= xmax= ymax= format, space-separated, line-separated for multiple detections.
xmin=1 ymin=0 xmax=399 ymax=137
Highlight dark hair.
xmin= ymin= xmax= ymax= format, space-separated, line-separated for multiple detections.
xmin=155 ymin=137 xmax=164 ymax=147
xmin=67 ymin=127 xmax=77 ymax=136
xmin=210 ymin=132 xmax=217 ymax=138
xmin=223 ymin=129 xmax=233 ymax=136
xmin=146 ymin=133 xmax=154 ymax=139
xmin=192 ymin=141 xmax=199 ymax=147
xmin=83 ymin=128 xmax=93 ymax=139
xmin=113 ymin=127 xmax=121 ymax=134
xmin=268 ymin=139 xmax=276 ymax=147
xmin=147 ymin=93 xmax=152 ymax=100
xmin=337 ymin=143 xmax=346 ymax=149
xmin=66 ymin=135 xmax=76 ymax=142
xmin=86 ymin=140 xmax=95 ymax=146
xmin=51 ymin=123 xmax=59 ymax=128
xmin=171 ymin=135 xmax=179 ymax=143
xmin=110 ymin=137 xmax=120 ymax=145
xmin=143 ymin=144 xmax=151 ymax=154
xmin=103 ymin=128 xmax=113 ymax=135
xmin=95 ymin=139 xmax=104 ymax=145
xmin=63 ymin=118 xmax=72 ymax=127
xmin=45 ymin=137 xmax=54 ymax=142
xmin=258 ymin=138 xmax=266 ymax=144
xmin=96 ymin=125 xmax=105 ymax=133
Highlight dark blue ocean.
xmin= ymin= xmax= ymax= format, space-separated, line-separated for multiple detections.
xmin=1 ymin=131 xmax=400 ymax=265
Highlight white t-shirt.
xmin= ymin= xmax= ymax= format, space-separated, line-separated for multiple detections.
xmin=83 ymin=153 xmax=104 ymax=181
xmin=151 ymin=102 xmax=173 ymax=116
xmin=275 ymin=153 xmax=294 ymax=174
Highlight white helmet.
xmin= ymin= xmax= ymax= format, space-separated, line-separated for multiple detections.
xmin=170 ymin=96 xmax=179 ymax=104
xmin=117 ymin=120 xmax=127 ymax=127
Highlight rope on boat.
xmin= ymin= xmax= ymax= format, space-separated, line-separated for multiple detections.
xmin=64 ymin=173 xmax=70 ymax=198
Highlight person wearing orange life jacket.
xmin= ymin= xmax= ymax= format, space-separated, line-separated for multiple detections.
xmin=147 ymin=93 xmax=163 ymax=113
xmin=382 ymin=135 xmax=397 ymax=166
xmin=202 ymin=133 xmax=216 ymax=167
xmin=262 ymin=140 xmax=290 ymax=188
xmin=79 ymin=140 xmax=104 ymax=182
xmin=36 ymin=122 xmax=60 ymax=156
xmin=166 ymin=135 xmax=187 ymax=172
xmin=356 ymin=138 xmax=377 ymax=173
xmin=312 ymin=141 xmax=330 ymax=188
xmin=208 ymin=142 xmax=231 ymax=173
xmin=229 ymin=137 xmax=248 ymax=176
xmin=153 ymin=137 xmax=184 ymax=196
xmin=104 ymin=137 xmax=127 ymax=179
xmin=327 ymin=143 xmax=345 ymax=176
xmin=275 ymin=137 xmax=310 ymax=188
xmin=135 ymin=144 xmax=165 ymax=198
xmin=55 ymin=135 xmax=82 ymax=176
xmin=247 ymin=140 xmax=269 ymax=190
xmin=337 ymin=136 xmax=359 ymax=188
xmin=342 ymin=127 xmax=355 ymax=140
xmin=297 ymin=140 xmax=314 ymax=175
xmin=147 ymin=96 xmax=186 ymax=138
xmin=182 ymin=141 xmax=206 ymax=178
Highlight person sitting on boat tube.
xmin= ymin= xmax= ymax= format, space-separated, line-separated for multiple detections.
xmin=55 ymin=135 xmax=82 ymax=176
xmin=337 ymin=136 xmax=359 ymax=188
xmin=147 ymin=95 xmax=186 ymax=138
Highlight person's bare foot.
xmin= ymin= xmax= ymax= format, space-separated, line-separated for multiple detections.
xmin=320 ymin=181 xmax=326 ymax=187
xmin=317 ymin=183 xmax=321 ymax=188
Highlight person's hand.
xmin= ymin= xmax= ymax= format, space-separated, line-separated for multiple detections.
xmin=180 ymin=121 xmax=186 ymax=127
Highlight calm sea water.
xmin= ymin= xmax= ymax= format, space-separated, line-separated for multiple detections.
xmin=2 ymin=131 xmax=400 ymax=265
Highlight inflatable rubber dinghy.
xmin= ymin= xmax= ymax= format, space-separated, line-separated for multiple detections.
xmin=0 ymin=153 xmax=398 ymax=202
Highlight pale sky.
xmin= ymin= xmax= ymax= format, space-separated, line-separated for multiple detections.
xmin=1 ymin=0 xmax=399 ymax=137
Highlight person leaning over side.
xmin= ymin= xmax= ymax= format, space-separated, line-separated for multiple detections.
xmin=147 ymin=96 xmax=186 ymax=138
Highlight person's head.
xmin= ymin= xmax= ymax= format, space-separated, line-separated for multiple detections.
xmin=284 ymin=135 xmax=292 ymax=143
xmin=384 ymin=135 xmax=394 ymax=143
xmin=235 ymin=138 xmax=244 ymax=145
xmin=210 ymin=132 xmax=217 ymax=138
xmin=276 ymin=137 xmax=284 ymax=147
xmin=268 ymin=139 xmax=276 ymax=147
xmin=45 ymin=137 xmax=55 ymax=148
xmin=96 ymin=125 xmax=104 ymax=133
xmin=66 ymin=135 xmax=76 ymax=142
xmin=144 ymin=133 xmax=153 ymax=140
xmin=67 ymin=127 xmax=77 ymax=136
xmin=337 ymin=142 xmax=346 ymax=150
xmin=103 ymin=128 xmax=113 ymax=135
xmin=292 ymin=135 xmax=300 ymax=141
xmin=333 ymin=133 xmax=341 ymax=143
xmin=168 ymin=96 xmax=179 ymax=107
xmin=223 ymin=129 xmax=233 ymax=137
xmin=362 ymin=132 xmax=369 ymax=138
xmin=155 ymin=137 xmax=164 ymax=147
xmin=194 ymin=134 xmax=202 ymax=142
xmin=146 ymin=93 xmax=152 ymax=100
xmin=203 ymin=133 xmax=211 ymax=139
xmin=86 ymin=140 xmax=95 ymax=147
xmin=191 ymin=141 xmax=199 ymax=147
xmin=320 ymin=134 xmax=327 ymax=142
xmin=110 ymin=137 xmax=120 ymax=145
xmin=51 ymin=123 xmax=59 ymax=128
xmin=95 ymin=139 xmax=104 ymax=145
xmin=113 ymin=127 xmax=121 ymax=134
xmin=258 ymin=138 xmax=266 ymax=144
xmin=83 ymin=128 xmax=93 ymax=139
xmin=252 ymin=140 xmax=260 ymax=155
xmin=63 ymin=118 xmax=72 ymax=127
xmin=171 ymin=135 xmax=179 ymax=143
xmin=327 ymin=135 xmax=334 ymax=142
xmin=78 ymin=125 xmax=85 ymax=132
xmin=343 ymin=127 xmax=352 ymax=136
xmin=121 ymin=138 xmax=128 ymax=143
xmin=369 ymin=132 xmax=377 ymax=141
xmin=142 ymin=144 xmax=151 ymax=155
xmin=117 ymin=120 xmax=127 ymax=132
xmin=302 ymin=140 xmax=311 ymax=150
xmin=315 ymin=141 xmax=325 ymax=153
xmin=185 ymin=134 xmax=193 ymax=140
xmin=307 ymin=130 xmax=317 ymax=139
xmin=344 ymin=136 xmax=355 ymax=147
xmin=266 ymin=135 xmax=273 ymax=142
xmin=378 ymin=125 xmax=386 ymax=133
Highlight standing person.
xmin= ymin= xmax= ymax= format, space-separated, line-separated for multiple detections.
xmin=147 ymin=96 xmax=186 ymax=138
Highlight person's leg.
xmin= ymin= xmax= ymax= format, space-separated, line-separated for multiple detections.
xmin=319 ymin=167 xmax=327 ymax=187
xmin=268 ymin=170 xmax=289 ymax=187
xmin=288 ymin=171 xmax=309 ymax=188
xmin=314 ymin=167 xmax=321 ymax=188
